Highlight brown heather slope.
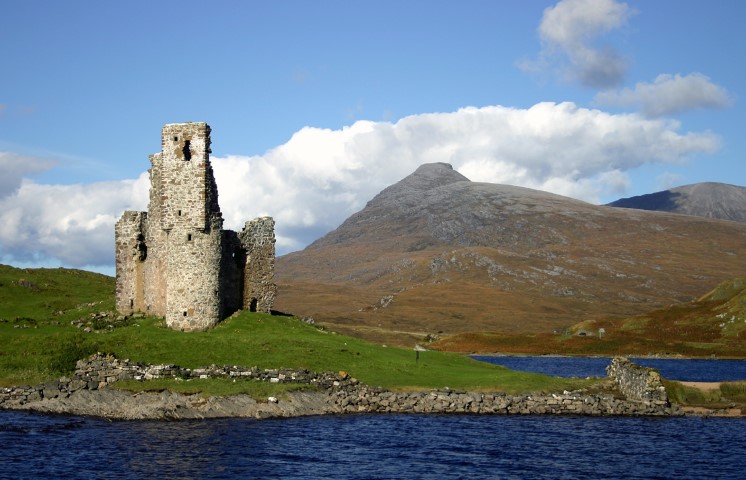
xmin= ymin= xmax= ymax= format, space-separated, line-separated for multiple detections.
xmin=275 ymin=163 xmax=746 ymax=346
xmin=433 ymin=278 xmax=746 ymax=356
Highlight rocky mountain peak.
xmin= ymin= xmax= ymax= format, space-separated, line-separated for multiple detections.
xmin=405 ymin=162 xmax=470 ymax=189
xmin=607 ymin=182 xmax=746 ymax=223
xmin=372 ymin=162 xmax=470 ymax=200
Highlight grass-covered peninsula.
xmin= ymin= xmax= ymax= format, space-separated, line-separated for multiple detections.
xmin=0 ymin=265 xmax=591 ymax=396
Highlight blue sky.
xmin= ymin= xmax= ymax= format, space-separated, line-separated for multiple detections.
xmin=1 ymin=0 xmax=743 ymax=274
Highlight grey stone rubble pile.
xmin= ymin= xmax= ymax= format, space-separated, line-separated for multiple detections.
xmin=0 ymin=353 xmax=678 ymax=417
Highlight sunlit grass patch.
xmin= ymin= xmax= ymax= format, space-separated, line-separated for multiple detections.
xmin=720 ymin=381 xmax=746 ymax=402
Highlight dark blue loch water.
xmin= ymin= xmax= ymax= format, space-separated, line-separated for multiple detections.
xmin=1 ymin=410 xmax=745 ymax=479
xmin=472 ymin=356 xmax=746 ymax=381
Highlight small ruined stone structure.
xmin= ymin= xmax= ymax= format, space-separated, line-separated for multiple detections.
xmin=115 ymin=122 xmax=276 ymax=331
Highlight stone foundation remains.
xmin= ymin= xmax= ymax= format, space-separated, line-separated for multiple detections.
xmin=1 ymin=355 xmax=679 ymax=418
xmin=115 ymin=123 xmax=276 ymax=331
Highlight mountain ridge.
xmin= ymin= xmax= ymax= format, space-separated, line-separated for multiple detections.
xmin=276 ymin=164 xmax=746 ymax=345
xmin=607 ymin=182 xmax=746 ymax=223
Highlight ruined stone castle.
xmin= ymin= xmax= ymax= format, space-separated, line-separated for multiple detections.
xmin=115 ymin=122 xmax=276 ymax=331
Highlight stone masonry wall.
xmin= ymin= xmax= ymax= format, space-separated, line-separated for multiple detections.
xmin=165 ymin=217 xmax=223 ymax=331
xmin=142 ymin=153 xmax=167 ymax=317
xmin=159 ymin=123 xmax=214 ymax=232
xmin=114 ymin=211 xmax=147 ymax=314
xmin=160 ymin=123 xmax=224 ymax=331
xmin=240 ymin=217 xmax=277 ymax=313
xmin=142 ymin=217 xmax=166 ymax=317
xmin=606 ymin=357 xmax=669 ymax=404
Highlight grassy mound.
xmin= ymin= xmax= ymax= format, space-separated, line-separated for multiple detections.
xmin=0 ymin=264 xmax=115 ymax=321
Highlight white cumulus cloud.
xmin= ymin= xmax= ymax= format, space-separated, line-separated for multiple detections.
xmin=522 ymin=0 xmax=634 ymax=88
xmin=595 ymin=73 xmax=734 ymax=117
xmin=0 ymin=102 xmax=720 ymax=270
xmin=0 ymin=173 xmax=149 ymax=269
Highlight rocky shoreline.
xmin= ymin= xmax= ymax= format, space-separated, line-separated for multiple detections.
xmin=0 ymin=354 xmax=692 ymax=420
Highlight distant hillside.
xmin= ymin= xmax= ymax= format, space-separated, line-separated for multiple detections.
xmin=432 ymin=278 xmax=746 ymax=357
xmin=275 ymin=163 xmax=746 ymax=345
xmin=607 ymin=182 xmax=746 ymax=223
xmin=562 ymin=277 xmax=746 ymax=354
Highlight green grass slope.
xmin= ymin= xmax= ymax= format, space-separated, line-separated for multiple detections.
xmin=697 ymin=278 xmax=746 ymax=339
xmin=0 ymin=264 xmax=115 ymax=321
xmin=0 ymin=265 xmax=590 ymax=394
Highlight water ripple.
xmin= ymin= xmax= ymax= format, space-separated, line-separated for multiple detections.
xmin=1 ymin=411 xmax=744 ymax=479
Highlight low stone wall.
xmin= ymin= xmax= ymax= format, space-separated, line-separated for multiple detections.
xmin=0 ymin=354 xmax=678 ymax=417
xmin=606 ymin=357 xmax=669 ymax=404
xmin=330 ymin=386 xmax=674 ymax=416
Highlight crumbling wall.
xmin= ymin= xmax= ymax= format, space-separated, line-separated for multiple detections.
xmin=142 ymin=153 xmax=166 ymax=317
xmin=2 ymin=354 xmax=676 ymax=418
xmin=606 ymin=357 xmax=669 ymax=404
xmin=114 ymin=211 xmax=147 ymax=314
xmin=241 ymin=217 xmax=277 ymax=313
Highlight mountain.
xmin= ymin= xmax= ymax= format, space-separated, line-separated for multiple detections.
xmin=607 ymin=182 xmax=746 ymax=223
xmin=275 ymin=164 xmax=746 ymax=345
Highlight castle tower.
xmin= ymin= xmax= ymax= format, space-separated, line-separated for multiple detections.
xmin=158 ymin=123 xmax=224 ymax=331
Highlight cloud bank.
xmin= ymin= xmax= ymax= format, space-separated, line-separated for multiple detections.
xmin=0 ymin=102 xmax=719 ymax=271
xmin=524 ymin=0 xmax=634 ymax=88
xmin=0 ymin=172 xmax=149 ymax=271
xmin=595 ymin=73 xmax=734 ymax=117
